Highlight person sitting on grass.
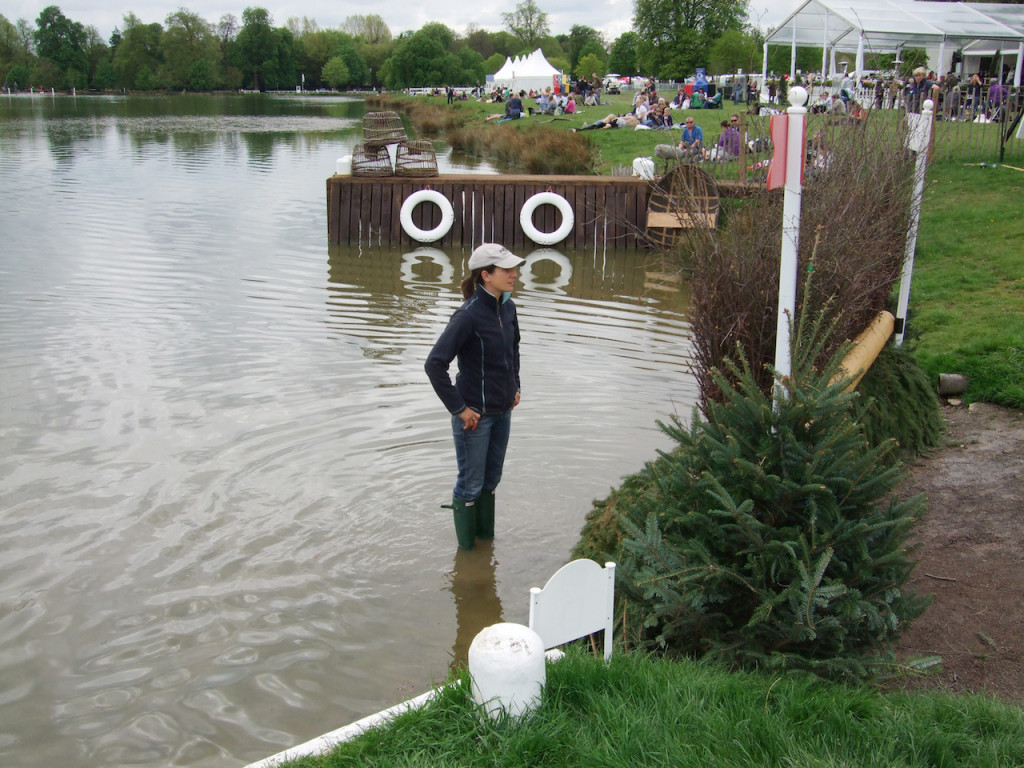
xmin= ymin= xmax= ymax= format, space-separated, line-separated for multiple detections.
xmin=678 ymin=117 xmax=704 ymax=156
xmin=706 ymin=119 xmax=740 ymax=161
xmin=503 ymin=91 xmax=524 ymax=121
xmin=646 ymin=104 xmax=673 ymax=129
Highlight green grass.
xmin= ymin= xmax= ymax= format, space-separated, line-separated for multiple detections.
xmin=274 ymin=650 xmax=1024 ymax=767
xmin=908 ymin=160 xmax=1024 ymax=408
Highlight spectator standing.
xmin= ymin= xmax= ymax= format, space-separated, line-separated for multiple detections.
xmin=987 ymin=78 xmax=1008 ymax=120
xmin=905 ymin=67 xmax=934 ymax=114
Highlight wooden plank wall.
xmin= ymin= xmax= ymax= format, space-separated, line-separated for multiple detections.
xmin=326 ymin=174 xmax=652 ymax=251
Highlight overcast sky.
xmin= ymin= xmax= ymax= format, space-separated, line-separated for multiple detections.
xmin=6 ymin=0 xmax=800 ymax=47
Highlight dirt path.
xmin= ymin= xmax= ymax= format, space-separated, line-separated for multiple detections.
xmin=893 ymin=402 xmax=1024 ymax=703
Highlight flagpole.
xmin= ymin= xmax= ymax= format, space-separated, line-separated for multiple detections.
xmin=773 ymin=86 xmax=808 ymax=396
xmin=895 ymin=98 xmax=934 ymax=345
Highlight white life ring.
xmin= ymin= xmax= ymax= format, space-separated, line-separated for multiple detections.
xmin=400 ymin=189 xmax=454 ymax=243
xmin=520 ymin=192 xmax=574 ymax=245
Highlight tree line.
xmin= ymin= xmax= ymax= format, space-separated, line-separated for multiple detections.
xmin=2 ymin=0 xmax=875 ymax=94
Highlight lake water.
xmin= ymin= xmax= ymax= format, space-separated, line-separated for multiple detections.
xmin=0 ymin=92 xmax=696 ymax=767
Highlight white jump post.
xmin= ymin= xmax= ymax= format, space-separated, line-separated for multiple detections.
xmin=773 ymin=86 xmax=808 ymax=397
xmin=895 ymin=98 xmax=935 ymax=346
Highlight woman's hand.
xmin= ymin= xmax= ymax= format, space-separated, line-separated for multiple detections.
xmin=459 ymin=407 xmax=480 ymax=430
xmin=513 ymin=391 xmax=521 ymax=409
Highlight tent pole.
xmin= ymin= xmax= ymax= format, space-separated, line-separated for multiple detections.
xmin=763 ymin=42 xmax=770 ymax=100
xmin=855 ymin=33 xmax=865 ymax=82
xmin=791 ymin=21 xmax=797 ymax=77
xmin=821 ymin=11 xmax=829 ymax=80
xmin=1015 ymin=42 xmax=1023 ymax=88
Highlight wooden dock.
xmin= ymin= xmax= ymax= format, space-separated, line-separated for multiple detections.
xmin=326 ymin=174 xmax=759 ymax=251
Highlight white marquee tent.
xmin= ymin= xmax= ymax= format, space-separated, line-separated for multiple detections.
xmin=763 ymin=0 xmax=1024 ymax=86
xmin=492 ymin=49 xmax=562 ymax=94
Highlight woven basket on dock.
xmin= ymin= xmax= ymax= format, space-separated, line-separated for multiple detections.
xmin=362 ymin=111 xmax=407 ymax=147
xmin=394 ymin=140 xmax=439 ymax=177
xmin=351 ymin=143 xmax=394 ymax=177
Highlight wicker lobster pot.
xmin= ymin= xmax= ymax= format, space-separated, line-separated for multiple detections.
xmin=362 ymin=111 xmax=407 ymax=147
xmin=394 ymin=140 xmax=439 ymax=177
xmin=351 ymin=143 xmax=394 ymax=177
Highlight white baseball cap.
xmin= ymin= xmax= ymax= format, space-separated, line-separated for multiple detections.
xmin=468 ymin=243 xmax=525 ymax=270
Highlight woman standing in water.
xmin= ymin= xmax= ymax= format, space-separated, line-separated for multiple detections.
xmin=425 ymin=243 xmax=524 ymax=549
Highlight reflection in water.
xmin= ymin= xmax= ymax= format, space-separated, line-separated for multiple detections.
xmin=520 ymin=248 xmax=574 ymax=293
xmin=448 ymin=540 xmax=504 ymax=669
xmin=400 ymin=247 xmax=455 ymax=287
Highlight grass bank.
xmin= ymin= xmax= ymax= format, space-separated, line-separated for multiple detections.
xmin=910 ymin=160 xmax=1024 ymax=408
xmin=274 ymin=650 xmax=1024 ymax=768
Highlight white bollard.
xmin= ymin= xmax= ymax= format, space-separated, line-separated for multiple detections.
xmin=468 ymin=623 xmax=545 ymax=719
xmin=335 ymin=155 xmax=352 ymax=175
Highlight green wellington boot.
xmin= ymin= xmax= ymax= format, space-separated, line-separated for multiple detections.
xmin=475 ymin=489 xmax=495 ymax=540
xmin=442 ymin=497 xmax=477 ymax=549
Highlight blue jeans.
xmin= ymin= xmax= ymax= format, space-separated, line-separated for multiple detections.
xmin=451 ymin=410 xmax=511 ymax=501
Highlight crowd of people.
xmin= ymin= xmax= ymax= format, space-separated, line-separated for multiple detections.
xmin=788 ymin=67 xmax=1018 ymax=122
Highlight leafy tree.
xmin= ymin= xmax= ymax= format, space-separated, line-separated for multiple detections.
xmin=32 ymin=58 xmax=62 ymax=88
xmin=454 ymin=46 xmax=486 ymax=85
xmin=135 ymin=65 xmax=157 ymax=90
xmin=82 ymin=26 xmax=110 ymax=86
xmin=162 ymin=9 xmax=221 ymax=90
xmin=321 ymin=55 xmax=349 ymax=89
xmin=709 ymin=27 xmax=762 ymax=74
xmin=216 ymin=14 xmax=241 ymax=88
xmin=341 ymin=14 xmax=391 ymax=45
xmin=464 ymin=26 xmax=496 ymax=59
xmin=295 ymin=27 xmax=342 ymax=89
xmin=33 ymin=5 xmax=88 ymax=88
xmin=358 ymin=40 xmax=392 ymax=88
xmin=113 ymin=13 xmax=163 ymax=89
xmin=188 ymin=58 xmax=214 ymax=90
xmin=567 ymin=24 xmax=604 ymax=71
xmin=574 ymin=52 xmax=605 ymax=81
xmin=633 ymin=0 xmax=748 ymax=78
xmin=261 ymin=26 xmax=300 ymax=89
xmin=6 ymin=64 xmax=32 ymax=89
xmin=92 ymin=57 xmax=116 ymax=89
xmin=537 ymin=35 xmax=566 ymax=65
xmin=418 ymin=22 xmax=456 ymax=52
xmin=217 ymin=13 xmax=238 ymax=44
xmin=503 ymin=0 xmax=549 ymax=50
xmin=766 ymin=43 xmax=821 ymax=77
xmin=234 ymin=6 xmax=275 ymax=90
xmin=385 ymin=28 xmax=451 ymax=88
xmin=331 ymin=32 xmax=370 ymax=87
xmin=1 ymin=14 xmax=33 ymax=74
xmin=484 ymin=52 xmax=505 ymax=74
xmin=579 ymin=40 xmax=606 ymax=67
xmin=608 ymin=30 xmax=639 ymax=74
